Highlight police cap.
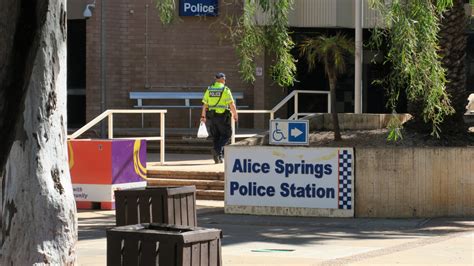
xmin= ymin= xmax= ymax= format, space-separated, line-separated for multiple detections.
xmin=215 ymin=73 xmax=226 ymax=79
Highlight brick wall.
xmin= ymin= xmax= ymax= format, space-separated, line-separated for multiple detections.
xmin=85 ymin=0 xmax=263 ymax=129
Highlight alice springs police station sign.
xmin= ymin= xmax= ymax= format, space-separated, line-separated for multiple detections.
xmin=179 ymin=0 xmax=218 ymax=16
xmin=225 ymin=146 xmax=354 ymax=217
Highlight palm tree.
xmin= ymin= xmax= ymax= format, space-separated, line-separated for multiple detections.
xmin=299 ymin=33 xmax=355 ymax=141
xmin=438 ymin=0 xmax=469 ymax=134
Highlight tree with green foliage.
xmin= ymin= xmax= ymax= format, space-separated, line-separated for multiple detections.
xmin=155 ymin=0 xmax=469 ymax=139
xmin=299 ymin=33 xmax=355 ymax=141
xmin=370 ymin=0 xmax=469 ymax=138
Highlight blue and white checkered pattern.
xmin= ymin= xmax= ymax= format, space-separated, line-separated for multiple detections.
xmin=338 ymin=150 xmax=352 ymax=210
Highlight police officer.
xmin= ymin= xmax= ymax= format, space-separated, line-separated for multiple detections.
xmin=200 ymin=73 xmax=238 ymax=164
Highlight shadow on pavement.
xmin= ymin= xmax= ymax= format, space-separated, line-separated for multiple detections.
xmin=78 ymin=208 xmax=474 ymax=247
xmin=196 ymin=211 xmax=474 ymax=247
xmin=78 ymin=210 xmax=115 ymax=241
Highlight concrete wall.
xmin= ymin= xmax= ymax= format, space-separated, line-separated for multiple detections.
xmin=356 ymin=148 xmax=474 ymax=218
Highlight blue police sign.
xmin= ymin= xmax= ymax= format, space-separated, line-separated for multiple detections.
xmin=179 ymin=0 xmax=218 ymax=16
xmin=269 ymin=120 xmax=309 ymax=145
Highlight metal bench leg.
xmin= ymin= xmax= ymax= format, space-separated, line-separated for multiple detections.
xmin=189 ymin=109 xmax=192 ymax=128
xmin=137 ymin=99 xmax=144 ymax=128
xmin=185 ymin=99 xmax=191 ymax=128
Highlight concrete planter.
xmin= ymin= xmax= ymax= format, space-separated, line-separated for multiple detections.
xmin=231 ymin=113 xmax=472 ymax=218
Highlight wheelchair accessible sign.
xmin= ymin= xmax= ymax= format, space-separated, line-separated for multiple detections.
xmin=270 ymin=120 xmax=309 ymax=145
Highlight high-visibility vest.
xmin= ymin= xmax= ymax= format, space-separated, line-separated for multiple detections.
xmin=202 ymin=82 xmax=234 ymax=114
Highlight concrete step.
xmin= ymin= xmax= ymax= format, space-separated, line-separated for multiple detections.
xmin=196 ymin=190 xmax=224 ymax=201
xmin=147 ymin=178 xmax=224 ymax=191
xmin=148 ymin=170 xmax=224 ymax=181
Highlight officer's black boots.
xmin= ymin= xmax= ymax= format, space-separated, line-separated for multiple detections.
xmin=211 ymin=149 xmax=220 ymax=164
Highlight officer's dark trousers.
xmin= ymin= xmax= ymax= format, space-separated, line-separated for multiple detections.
xmin=210 ymin=114 xmax=231 ymax=157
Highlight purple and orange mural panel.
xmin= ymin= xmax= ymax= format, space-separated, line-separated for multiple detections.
xmin=68 ymin=139 xmax=147 ymax=210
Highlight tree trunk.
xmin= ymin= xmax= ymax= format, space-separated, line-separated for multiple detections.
xmin=0 ymin=0 xmax=77 ymax=264
xmin=329 ymin=77 xmax=341 ymax=141
xmin=439 ymin=0 xmax=469 ymax=134
xmin=0 ymin=1 xmax=44 ymax=174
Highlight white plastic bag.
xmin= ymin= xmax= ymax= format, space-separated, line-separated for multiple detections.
xmin=197 ymin=121 xmax=209 ymax=138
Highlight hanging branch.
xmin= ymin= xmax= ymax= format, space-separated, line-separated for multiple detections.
xmin=224 ymin=0 xmax=297 ymax=87
xmin=233 ymin=0 xmax=265 ymax=83
xmin=155 ymin=0 xmax=176 ymax=24
xmin=370 ymin=0 xmax=455 ymax=137
xmin=263 ymin=0 xmax=297 ymax=87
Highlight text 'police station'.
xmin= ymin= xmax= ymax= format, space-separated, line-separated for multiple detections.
xmin=229 ymin=182 xmax=336 ymax=199
xmin=232 ymin=159 xmax=332 ymax=178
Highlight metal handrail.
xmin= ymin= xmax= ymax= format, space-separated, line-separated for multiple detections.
xmin=272 ymin=90 xmax=330 ymax=116
xmin=68 ymin=109 xmax=167 ymax=165
xmin=231 ymin=90 xmax=330 ymax=144
xmin=231 ymin=110 xmax=274 ymax=144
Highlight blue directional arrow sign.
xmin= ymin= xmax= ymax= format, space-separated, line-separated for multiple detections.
xmin=269 ymin=120 xmax=309 ymax=145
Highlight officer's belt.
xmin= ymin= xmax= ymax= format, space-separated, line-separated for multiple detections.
xmin=208 ymin=105 xmax=228 ymax=109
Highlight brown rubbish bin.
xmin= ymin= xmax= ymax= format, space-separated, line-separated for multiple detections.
xmin=107 ymin=223 xmax=222 ymax=266
xmin=115 ymin=186 xmax=197 ymax=226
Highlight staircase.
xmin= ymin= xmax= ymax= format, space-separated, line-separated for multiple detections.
xmin=146 ymin=131 xmax=224 ymax=200
xmin=147 ymin=169 xmax=225 ymax=200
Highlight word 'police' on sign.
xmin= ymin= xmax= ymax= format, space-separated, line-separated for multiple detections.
xmin=179 ymin=0 xmax=218 ymax=16
xmin=225 ymin=146 xmax=354 ymax=215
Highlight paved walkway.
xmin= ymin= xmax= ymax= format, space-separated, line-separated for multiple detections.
xmin=77 ymin=201 xmax=474 ymax=266
xmin=77 ymin=153 xmax=474 ymax=265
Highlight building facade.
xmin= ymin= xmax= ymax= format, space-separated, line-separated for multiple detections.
xmin=67 ymin=0 xmax=474 ymax=130
xmin=68 ymin=0 xmax=286 ymax=130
